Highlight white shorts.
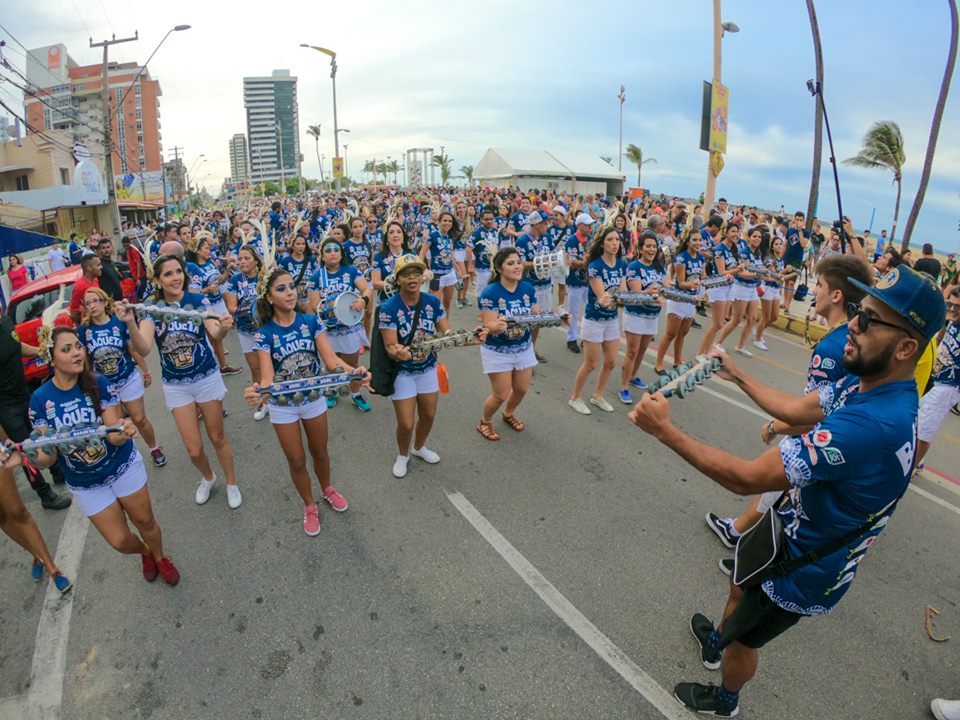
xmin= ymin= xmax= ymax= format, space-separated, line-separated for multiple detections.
xmin=666 ymin=300 xmax=696 ymax=319
xmin=115 ymin=369 xmax=145 ymax=403
xmin=476 ymin=269 xmax=491 ymax=291
xmin=439 ymin=269 xmax=459 ymax=288
xmin=480 ymin=344 xmax=538 ymax=374
xmin=161 ymin=371 xmax=228 ymax=410
xmin=268 ymin=397 xmax=327 ymax=425
xmin=762 ymin=285 xmax=782 ymax=301
xmin=328 ymin=325 xmax=368 ymax=355
xmin=69 ymin=450 xmax=148 ymax=517
xmin=581 ymin=318 xmax=620 ymax=344
xmin=918 ymin=383 xmax=960 ymax=442
xmin=623 ymin=313 xmax=660 ymax=336
xmin=732 ymin=284 xmax=760 ymax=303
xmin=534 ymin=284 xmax=553 ymax=313
xmin=707 ymin=285 xmax=732 ymax=303
xmin=453 ymin=249 xmax=467 ymax=263
xmin=209 ymin=299 xmax=228 ymax=316
xmin=238 ymin=331 xmax=259 ymax=354
xmin=390 ymin=368 xmax=440 ymax=401
xmin=555 ymin=274 xmax=566 ymax=287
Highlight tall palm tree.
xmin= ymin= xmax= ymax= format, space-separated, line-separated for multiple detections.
xmin=431 ymin=153 xmax=453 ymax=186
xmin=460 ymin=164 xmax=474 ymax=186
xmin=386 ymin=159 xmax=401 ymax=184
xmin=306 ymin=125 xmax=323 ymax=182
xmin=623 ymin=144 xmax=657 ymax=187
xmin=376 ymin=162 xmax=389 ymax=184
xmin=804 ymin=0 xmax=824 ymax=231
xmin=843 ymin=121 xmax=906 ymax=245
xmin=363 ymin=160 xmax=378 ymax=184
xmin=902 ymin=0 xmax=958 ymax=250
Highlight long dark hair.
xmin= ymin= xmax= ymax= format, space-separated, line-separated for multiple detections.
xmin=255 ymin=267 xmax=291 ymax=326
xmin=637 ymin=233 xmax=665 ymax=273
xmin=319 ymin=238 xmax=349 ymax=267
xmin=185 ymin=236 xmax=209 ymax=265
xmin=585 ymin=227 xmax=624 ymax=266
xmin=289 ymin=232 xmax=313 ymax=261
xmin=490 ymin=247 xmax=521 ymax=285
xmin=151 ymin=254 xmax=189 ymax=302
xmin=676 ymin=226 xmax=702 ymax=256
xmin=51 ymin=326 xmax=103 ymax=414
xmin=380 ymin=220 xmax=411 ymax=257
xmin=437 ymin=211 xmax=460 ymax=239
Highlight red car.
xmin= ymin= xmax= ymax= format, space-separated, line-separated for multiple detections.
xmin=5 ymin=266 xmax=81 ymax=385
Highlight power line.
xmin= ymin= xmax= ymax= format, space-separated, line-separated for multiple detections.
xmin=0 ymin=96 xmax=77 ymax=154
xmin=68 ymin=0 xmax=93 ymax=40
xmin=0 ymin=21 xmax=68 ymax=89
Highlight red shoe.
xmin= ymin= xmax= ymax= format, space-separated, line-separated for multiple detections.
xmin=141 ymin=554 xmax=158 ymax=582
xmin=157 ymin=556 xmax=180 ymax=586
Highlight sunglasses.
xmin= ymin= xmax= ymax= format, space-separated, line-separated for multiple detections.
xmin=846 ymin=302 xmax=913 ymax=335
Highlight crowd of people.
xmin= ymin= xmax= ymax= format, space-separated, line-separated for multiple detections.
xmin=2 ymin=184 xmax=958 ymax=718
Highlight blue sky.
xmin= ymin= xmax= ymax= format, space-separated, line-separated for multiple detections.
xmin=2 ymin=0 xmax=957 ymax=250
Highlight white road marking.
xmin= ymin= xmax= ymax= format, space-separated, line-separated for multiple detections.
xmin=908 ymin=484 xmax=960 ymax=517
xmin=446 ymin=491 xmax=689 ymax=720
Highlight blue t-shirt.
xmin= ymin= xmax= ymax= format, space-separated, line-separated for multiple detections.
xmin=151 ymin=291 xmax=219 ymax=385
xmin=673 ymin=250 xmax=705 ymax=287
xmin=372 ymin=251 xmax=403 ymax=303
xmin=186 ymin=259 xmax=224 ymax=304
xmin=308 ymin=265 xmax=363 ymax=335
xmin=712 ymin=242 xmax=738 ymax=276
xmin=585 ymin=257 xmax=627 ymax=321
xmin=564 ymin=233 xmax=590 ymax=288
xmin=78 ymin=317 xmax=135 ymax=385
xmin=28 ymin=374 xmax=136 ymax=490
xmin=478 ymin=280 xmax=536 ymax=354
xmin=515 ymin=231 xmax=552 ymax=287
xmin=545 ymin=224 xmax=573 ymax=251
xmin=510 ymin=211 xmax=529 ymax=233
xmin=734 ymin=243 xmax=761 ymax=287
xmin=277 ymin=254 xmax=318 ymax=304
xmin=763 ymin=256 xmax=786 ymax=288
xmin=224 ymin=271 xmax=260 ymax=334
xmin=253 ymin=313 xmax=327 ymax=406
xmin=378 ymin=293 xmax=445 ymax=375
xmin=269 ymin=211 xmax=284 ymax=232
xmin=784 ymin=226 xmax=806 ymax=266
xmin=366 ymin=229 xmax=384 ymax=247
xmin=624 ymin=260 xmax=664 ymax=318
xmin=773 ymin=376 xmax=917 ymax=615
xmin=806 ymin=324 xmax=849 ymax=393
xmin=343 ymin=239 xmax=373 ymax=277
xmin=468 ymin=227 xmax=500 ymax=271
xmin=425 ymin=231 xmax=454 ymax=275
xmin=932 ymin=321 xmax=960 ymax=387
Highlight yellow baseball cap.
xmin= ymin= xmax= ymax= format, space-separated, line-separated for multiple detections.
xmin=394 ymin=254 xmax=427 ymax=275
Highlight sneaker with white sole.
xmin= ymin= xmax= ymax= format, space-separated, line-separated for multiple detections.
xmin=734 ymin=346 xmax=753 ymax=358
xmin=226 ymin=484 xmax=242 ymax=509
xmin=253 ymin=405 xmax=268 ymax=421
xmin=412 ymin=446 xmax=440 ymax=464
xmin=705 ymin=512 xmax=739 ymax=549
xmin=321 ymin=485 xmax=348 ymax=512
xmin=568 ymin=398 xmax=592 ymax=415
xmin=392 ymin=455 xmax=410 ymax=478
xmin=713 ymin=343 xmax=725 ymax=353
xmin=303 ymin=505 xmax=321 ymax=536
xmin=752 ymin=338 xmax=768 ymax=352
xmin=589 ymin=395 xmax=614 ymax=412
xmin=195 ymin=474 xmax=216 ymax=505
xmin=618 ymin=388 xmax=633 ymax=404
xmin=719 ymin=558 xmax=734 ymax=576
xmin=931 ymin=698 xmax=960 ymax=720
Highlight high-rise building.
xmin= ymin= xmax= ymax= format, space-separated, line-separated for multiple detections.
xmin=243 ymin=70 xmax=299 ymax=186
xmin=22 ymin=44 xmax=164 ymax=201
xmin=228 ymin=133 xmax=250 ymax=181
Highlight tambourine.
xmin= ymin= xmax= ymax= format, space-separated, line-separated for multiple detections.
xmin=333 ymin=291 xmax=364 ymax=327
xmin=532 ymin=248 xmax=569 ymax=281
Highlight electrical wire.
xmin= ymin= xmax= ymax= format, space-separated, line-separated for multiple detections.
xmin=0 ymin=96 xmax=78 ymax=154
xmin=0 ymin=22 xmax=68 ymax=89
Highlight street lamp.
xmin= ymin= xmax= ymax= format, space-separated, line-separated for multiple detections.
xmin=617 ymin=85 xmax=625 ymax=172
xmin=301 ymin=44 xmax=341 ymax=189
xmin=116 ymin=25 xmax=191 ymax=111
xmin=342 ymin=144 xmax=348 ymax=181
xmin=806 ymin=79 xmax=846 ymax=253
xmin=702 ymin=1 xmax=738 ymax=219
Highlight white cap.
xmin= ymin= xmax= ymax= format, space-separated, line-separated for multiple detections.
xmin=575 ymin=213 xmax=596 ymax=226
xmin=552 ymin=205 xmax=567 ymax=215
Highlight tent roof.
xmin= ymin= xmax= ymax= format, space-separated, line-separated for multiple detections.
xmin=474 ymin=148 xmax=624 ymax=181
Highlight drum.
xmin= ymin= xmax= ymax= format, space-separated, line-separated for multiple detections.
xmin=332 ymin=291 xmax=364 ymax=327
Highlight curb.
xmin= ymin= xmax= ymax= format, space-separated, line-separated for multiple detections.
xmin=771 ymin=312 xmax=828 ymax=346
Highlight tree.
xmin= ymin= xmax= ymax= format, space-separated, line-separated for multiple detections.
xmin=843 ymin=121 xmax=906 ymax=245
xmin=285 ymin=178 xmax=300 ymax=196
xmin=902 ymin=0 xmax=958 ymax=250
xmin=431 ymin=153 xmax=453 ymax=186
xmin=306 ymin=125 xmax=323 ymax=182
xmin=376 ymin=162 xmax=389 ymax=184
xmin=260 ymin=181 xmax=280 ymax=197
xmin=804 ymin=0 xmax=824 ymax=232
xmin=623 ymin=144 xmax=657 ymax=187
xmin=386 ymin=159 xmax=401 ymax=184
xmin=362 ymin=160 xmax=378 ymax=184
xmin=460 ymin=164 xmax=474 ymax=186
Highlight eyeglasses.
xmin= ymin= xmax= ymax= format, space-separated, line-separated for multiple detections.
xmin=83 ymin=298 xmax=105 ymax=307
xmin=846 ymin=302 xmax=913 ymax=335
xmin=947 ymin=301 xmax=960 ymax=313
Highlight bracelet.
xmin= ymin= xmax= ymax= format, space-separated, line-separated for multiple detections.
xmin=766 ymin=420 xmax=777 ymax=438
xmin=361 ymin=295 xmax=370 ymax=306
xmin=142 ymin=370 xmax=151 ymax=377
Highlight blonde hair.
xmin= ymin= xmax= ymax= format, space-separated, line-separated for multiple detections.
xmin=80 ymin=286 xmax=115 ymax=325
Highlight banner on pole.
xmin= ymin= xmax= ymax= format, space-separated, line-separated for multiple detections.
xmin=709 ymin=82 xmax=729 ymax=154
xmin=332 ymin=157 xmax=345 ymax=178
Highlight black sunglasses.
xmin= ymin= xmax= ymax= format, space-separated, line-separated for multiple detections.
xmin=846 ymin=302 xmax=913 ymax=336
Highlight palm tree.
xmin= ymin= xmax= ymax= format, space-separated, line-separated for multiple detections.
xmin=902 ymin=0 xmax=958 ymax=250
xmin=386 ymin=159 xmax=401 ymax=184
xmin=623 ymin=144 xmax=657 ymax=187
xmin=460 ymin=164 xmax=474 ymax=186
xmin=432 ymin=153 xmax=453 ymax=186
xmin=843 ymin=121 xmax=906 ymax=245
xmin=804 ymin=0 xmax=824 ymax=232
xmin=363 ymin=160 xmax=378 ymax=183
xmin=306 ymin=125 xmax=323 ymax=182
xmin=376 ymin=162 xmax=389 ymax=184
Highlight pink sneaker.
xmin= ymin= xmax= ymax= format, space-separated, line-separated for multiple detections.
xmin=321 ymin=486 xmax=348 ymax=512
xmin=303 ymin=504 xmax=321 ymax=536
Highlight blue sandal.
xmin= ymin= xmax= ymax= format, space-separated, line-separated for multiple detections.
xmin=52 ymin=573 xmax=73 ymax=594
xmin=31 ymin=559 xmax=44 ymax=583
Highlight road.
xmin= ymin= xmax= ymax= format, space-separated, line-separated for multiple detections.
xmin=1 ymin=304 xmax=959 ymax=720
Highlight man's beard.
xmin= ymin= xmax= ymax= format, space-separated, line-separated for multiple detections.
xmin=842 ymin=335 xmax=899 ymax=377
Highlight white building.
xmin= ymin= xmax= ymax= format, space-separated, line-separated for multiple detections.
xmin=243 ymin=70 xmax=300 ymax=186
xmin=473 ymin=148 xmax=625 ymax=196
xmin=228 ymin=133 xmax=250 ymax=181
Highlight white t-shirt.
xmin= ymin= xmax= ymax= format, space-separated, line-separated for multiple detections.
xmin=48 ymin=246 xmax=68 ymax=271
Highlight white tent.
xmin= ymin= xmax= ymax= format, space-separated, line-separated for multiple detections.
xmin=473 ymin=148 xmax=625 ymax=196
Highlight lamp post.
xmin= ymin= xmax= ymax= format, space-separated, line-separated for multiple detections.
xmin=806 ymin=80 xmax=846 ymax=253
xmin=275 ymin=121 xmax=286 ymax=196
xmin=342 ymin=144 xmax=348 ymax=183
xmin=702 ymin=0 xmax=739 ymax=219
xmin=301 ymin=44 xmax=341 ymax=189
xmin=617 ymin=85 xmax=625 ymax=172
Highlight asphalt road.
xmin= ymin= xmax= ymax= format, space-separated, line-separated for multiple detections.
xmin=2 ymin=302 xmax=959 ymax=720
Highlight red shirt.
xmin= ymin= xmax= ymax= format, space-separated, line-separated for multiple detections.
xmin=69 ymin=276 xmax=101 ymax=314
xmin=125 ymin=246 xmax=145 ymax=282
xmin=8 ymin=264 xmax=29 ymax=291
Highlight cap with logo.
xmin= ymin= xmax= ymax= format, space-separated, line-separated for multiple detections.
xmin=848 ymin=265 xmax=946 ymax=340
xmin=393 ymin=253 xmax=427 ymax=275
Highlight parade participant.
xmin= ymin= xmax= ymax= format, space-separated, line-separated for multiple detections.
xmin=495 ymin=203 xmax=511 ymax=242
xmin=715 ymin=226 xmax=763 ymax=357
xmin=278 ymin=233 xmax=317 ymax=313
xmin=753 ymin=237 xmax=793 ymax=351
xmin=508 ymin=197 xmax=533 ymax=239
xmin=243 ymin=267 xmax=367 ymax=535
xmin=371 ymin=220 xmax=412 ymax=305
xmin=418 ymin=211 xmax=459 ymax=317
xmin=119 ymin=253 xmax=242 ymax=509
xmin=365 ymin=216 xmax=384 ymax=247
xmin=618 ymin=234 xmax=665 ymax=401
xmin=781 ymin=211 xmax=810 ymax=310
xmin=186 ymin=234 xmax=241 ymax=375
xmin=19 ymin=325 xmax=180 ymax=586
xmin=515 ymin=211 xmax=554 ymax=361
xmin=307 ymin=239 xmax=373 ymax=411
xmin=569 ymin=228 xmax=627 ymax=415
xmin=476 ymin=248 xmax=537 ymax=440
xmin=79 ymin=288 xmax=166 ymax=467
xmin=653 ymin=229 xmax=704 ymax=374
xmin=453 ymin=201 xmax=473 ymax=308
xmin=563 ymin=213 xmax=596 ymax=354
xmin=223 ymin=245 xmax=264 ymax=393
xmin=69 ymin=253 xmax=102 ymax=323
xmin=467 ymin=209 xmax=500 ymax=293
xmin=546 ymin=207 xmax=572 ymax=307
xmin=344 ymin=217 xmax=375 ymax=337
xmin=698 ymin=221 xmax=741 ymax=356
xmin=915 ymin=286 xmax=960 ymax=469
xmin=378 ymin=254 xmax=450 ymax=478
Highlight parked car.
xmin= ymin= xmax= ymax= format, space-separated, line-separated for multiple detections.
xmin=6 ymin=266 xmax=81 ymax=386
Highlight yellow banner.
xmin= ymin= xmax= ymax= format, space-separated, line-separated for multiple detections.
xmin=709 ymin=82 xmax=729 ymax=154
xmin=332 ymin=157 xmax=345 ymax=178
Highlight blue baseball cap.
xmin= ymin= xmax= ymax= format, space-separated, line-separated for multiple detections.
xmin=849 ymin=265 xmax=945 ymax=340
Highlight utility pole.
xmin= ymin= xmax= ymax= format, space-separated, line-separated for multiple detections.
xmin=169 ymin=146 xmax=183 ymax=211
xmin=276 ymin=121 xmax=286 ymax=196
xmin=617 ymin=85 xmax=625 ymax=171
xmin=90 ymin=31 xmax=139 ymax=243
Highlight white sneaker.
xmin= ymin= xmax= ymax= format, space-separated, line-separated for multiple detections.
xmin=412 ymin=446 xmax=440 ymax=464
xmin=932 ymin=698 xmax=960 ymax=720
xmin=195 ymin=474 xmax=216 ymax=505
xmin=226 ymin=484 xmax=242 ymax=509
xmin=734 ymin=346 xmax=753 ymax=358
xmin=253 ymin=404 xmax=268 ymax=421
xmin=713 ymin=343 xmax=725 ymax=353
xmin=568 ymin=398 xmax=592 ymax=415
xmin=392 ymin=455 xmax=409 ymax=478
xmin=589 ymin=395 xmax=614 ymax=412
xmin=752 ymin=339 xmax=768 ymax=352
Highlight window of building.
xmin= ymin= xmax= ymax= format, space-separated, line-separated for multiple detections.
xmin=74 ymin=83 xmax=85 ymax=91
xmin=134 ymin=83 xmax=141 ymax=95
xmin=136 ymin=121 xmax=142 ymax=132
xmin=15 ymin=175 xmax=29 ymax=191
xmin=136 ymin=109 xmax=142 ymax=119
xmin=59 ymin=167 xmax=70 ymax=185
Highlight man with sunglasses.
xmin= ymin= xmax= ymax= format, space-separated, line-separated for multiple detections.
xmin=630 ymin=265 xmax=945 ymax=717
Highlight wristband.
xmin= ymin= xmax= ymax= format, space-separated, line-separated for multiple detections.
xmin=361 ymin=295 xmax=370 ymax=306
xmin=766 ymin=420 xmax=777 ymax=438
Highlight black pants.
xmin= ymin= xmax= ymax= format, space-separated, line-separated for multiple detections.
xmin=0 ymin=401 xmax=59 ymax=496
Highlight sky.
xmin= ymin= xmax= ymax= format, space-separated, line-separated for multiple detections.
xmin=1 ymin=0 xmax=958 ymax=251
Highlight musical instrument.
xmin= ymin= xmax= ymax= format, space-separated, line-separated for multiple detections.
xmin=742 ymin=263 xmax=782 ymax=282
xmin=702 ymin=275 xmax=734 ymax=289
xmin=409 ymin=329 xmax=483 ymax=360
xmin=381 ymin=272 xmax=399 ymax=298
xmin=125 ymin=301 xmax=218 ymax=324
xmin=0 ymin=423 xmax=126 ymax=462
xmin=257 ymin=367 xmax=366 ymax=405
xmin=646 ymin=356 xmax=722 ymax=398
xmin=332 ymin=290 xmax=364 ymax=326
xmin=504 ymin=312 xmax=566 ymax=330
xmin=609 ymin=290 xmax=660 ymax=307
xmin=532 ymin=248 xmax=568 ymax=281
xmin=660 ymin=287 xmax=701 ymax=304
